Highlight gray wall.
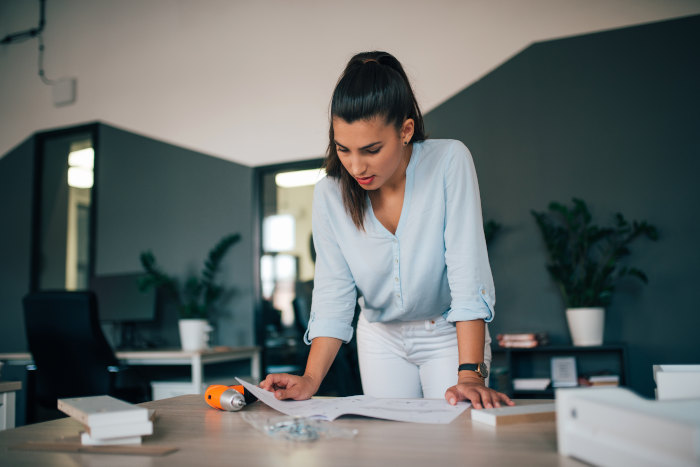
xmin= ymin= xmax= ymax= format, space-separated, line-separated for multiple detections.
xmin=0 ymin=124 xmax=256 ymax=352
xmin=425 ymin=15 xmax=700 ymax=397
xmin=0 ymin=137 xmax=34 ymax=427
xmin=96 ymin=124 xmax=256 ymax=347
xmin=0 ymin=137 xmax=34 ymax=352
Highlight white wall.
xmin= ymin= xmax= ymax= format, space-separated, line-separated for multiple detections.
xmin=1 ymin=0 xmax=699 ymax=166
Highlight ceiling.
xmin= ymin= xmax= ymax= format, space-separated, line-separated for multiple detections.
xmin=1 ymin=0 xmax=699 ymax=166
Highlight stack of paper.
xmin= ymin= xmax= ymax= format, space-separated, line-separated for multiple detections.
xmin=58 ymin=395 xmax=153 ymax=445
xmin=236 ymin=378 xmax=469 ymax=424
xmin=557 ymin=386 xmax=700 ymax=466
xmin=497 ymin=332 xmax=549 ymax=348
xmin=512 ymin=378 xmax=551 ymax=391
xmin=653 ymin=364 xmax=700 ymax=400
xmin=471 ymin=403 xmax=555 ymax=426
xmin=588 ymin=375 xmax=620 ymax=386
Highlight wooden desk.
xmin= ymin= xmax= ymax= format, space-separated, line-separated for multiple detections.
xmin=0 ymin=395 xmax=585 ymax=466
xmin=0 ymin=346 xmax=261 ymax=395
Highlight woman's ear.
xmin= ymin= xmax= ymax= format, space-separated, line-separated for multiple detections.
xmin=401 ymin=119 xmax=415 ymax=144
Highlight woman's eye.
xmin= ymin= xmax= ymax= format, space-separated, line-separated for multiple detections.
xmin=366 ymin=147 xmax=381 ymax=154
xmin=336 ymin=146 xmax=348 ymax=153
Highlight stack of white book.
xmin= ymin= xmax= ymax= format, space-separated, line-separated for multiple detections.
xmin=58 ymin=395 xmax=153 ymax=445
xmin=512 ymin=377 xmax=551 ymax=391
xmin=653 ymin=364 xmax=700 ymax=400
xmin=557 ymin=386 xmax=700 ymax=466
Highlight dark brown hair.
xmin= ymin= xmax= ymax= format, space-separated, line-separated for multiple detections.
xmin=323 ymin=51 xmax=426 ymax=230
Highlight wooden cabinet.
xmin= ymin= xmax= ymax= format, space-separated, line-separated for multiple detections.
xmin=490 ymin=344 xmax=628 ymax=398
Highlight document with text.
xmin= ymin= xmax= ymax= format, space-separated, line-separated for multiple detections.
xmin=236 ymin=378 xmax=470 ymax=424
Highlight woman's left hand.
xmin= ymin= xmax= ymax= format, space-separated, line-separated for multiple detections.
xmin=445 ymin=375 xmax=515 ymax=409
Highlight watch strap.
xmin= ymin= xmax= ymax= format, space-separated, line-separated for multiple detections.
xmin=458 ymin=362 xmax=488 ymax=378
xmin=458 ymin=363 xmax=479 ymax=372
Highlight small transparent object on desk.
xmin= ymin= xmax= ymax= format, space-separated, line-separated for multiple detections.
xmin=242 ymin=413 xmax=358 ymax=442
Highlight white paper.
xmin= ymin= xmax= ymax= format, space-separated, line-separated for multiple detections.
xmin=551 ymin=356 xmax=578 ymax=388
xmin=236 ymin=378 xmax=469 ymax=424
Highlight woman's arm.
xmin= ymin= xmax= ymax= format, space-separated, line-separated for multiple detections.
xmin=259 ymin=336 xmax=342 ymax=400
xmin=444 ymin=320 xmax=515 ymax=409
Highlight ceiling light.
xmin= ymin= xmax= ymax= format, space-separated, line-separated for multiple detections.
xmin=68 ymin=147 xmax=94 ymax=169
xmin=275 ymin=168 xmax=326 ymax=188
xmin=67 ymin=167 xmax=94 ymax=188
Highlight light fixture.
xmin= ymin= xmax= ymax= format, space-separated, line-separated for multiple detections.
xmin=262 ymin=214 xmax=295 ymax=252
xmin=68 ymin=147 xmax=94 ymax=169
xmin=67 ymin=147 xmax=94 ymax=188
xmin=67 ymin=167 xmax=93 ymax=189
xmin=275 ymin=168 xmax=326 ymax=188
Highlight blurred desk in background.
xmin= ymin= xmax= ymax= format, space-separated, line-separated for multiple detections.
xmin=0 ymin=346 xmax=261 ymax=400
xmin=0 ymin=381 xmax=21 ymax=430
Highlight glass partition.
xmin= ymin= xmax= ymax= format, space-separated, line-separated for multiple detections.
xmin=257 ymin=160 xmax=324 ymax=373
xmin=33 ymin=126 xmax=97 ymax=291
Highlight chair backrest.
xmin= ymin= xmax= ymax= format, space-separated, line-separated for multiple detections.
xmin=292 ymin=296 xmax=311 ymax=334
xmin=23 ymin=291 xmax=119 ymax=406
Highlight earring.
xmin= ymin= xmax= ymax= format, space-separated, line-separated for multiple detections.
xmin=403 ymin=141 xmax=408 ymax=146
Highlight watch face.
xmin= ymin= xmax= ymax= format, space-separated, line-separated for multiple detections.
xmin=478 ymin=364 xmax=489 ymax=378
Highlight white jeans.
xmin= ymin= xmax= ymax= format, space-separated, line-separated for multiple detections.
xmin=356 ymin=312 xmax=491 ymax=399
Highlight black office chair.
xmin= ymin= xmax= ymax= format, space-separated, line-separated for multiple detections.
xmin=291 ymin=295 xmax=363 ymax=396
xmin=23 ymin=291 xmax=149 ymax=423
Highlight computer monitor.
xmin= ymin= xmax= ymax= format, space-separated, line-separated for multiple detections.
xmin=90 ymin=272 xmax=156 ymax=323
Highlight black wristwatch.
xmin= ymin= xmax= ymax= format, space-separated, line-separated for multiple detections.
xmin=458 ymin=363 xmax=488 ymax=379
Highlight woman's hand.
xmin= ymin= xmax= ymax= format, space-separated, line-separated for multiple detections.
xmin=444 ymin=375 xmax=515 ymax=409
xmin=259 ymin=373 xmax=319 ymax=401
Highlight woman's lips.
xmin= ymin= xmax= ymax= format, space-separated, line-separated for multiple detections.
xmin=356 ymin=176 xmax=375 ymax=185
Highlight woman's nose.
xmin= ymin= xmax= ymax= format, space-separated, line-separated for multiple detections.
xmin=349 ymin=154 xmax=366 ymax=176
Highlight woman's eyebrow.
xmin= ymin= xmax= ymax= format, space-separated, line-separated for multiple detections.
xmin=334 ymin=140 xmax=381 ymax=150
xmin=360 ymin=141 xmax=382 ymax=150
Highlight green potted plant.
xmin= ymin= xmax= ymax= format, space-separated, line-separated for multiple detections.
xmin=139 ymin=233 xmax=241 ymax=350
xmin=531 ymin=198 xmax=658 ymax=346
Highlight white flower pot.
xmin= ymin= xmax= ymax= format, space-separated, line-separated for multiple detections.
xmin=566 ymin=307 xmax=605 ymax=346
xmin=178 ymin=319 xmax=213 ymax=351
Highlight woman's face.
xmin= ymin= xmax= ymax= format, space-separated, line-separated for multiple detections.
xmin=333 ymin=116 xmax=414 ymax=191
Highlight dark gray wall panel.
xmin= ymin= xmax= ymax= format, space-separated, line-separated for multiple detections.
xmin=96 ymin=124 xmax=256 ymax=347
xmin=0 ymin=137 xmax=34 ymax=352
xmin=425 ymin=15 xmax=700 ymax=397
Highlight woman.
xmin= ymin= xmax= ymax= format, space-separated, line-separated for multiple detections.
xmin=261 ymin=51 xmax=513 ymax=409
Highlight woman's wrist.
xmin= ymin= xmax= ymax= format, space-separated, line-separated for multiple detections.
xmin=302 ymin=373 xmax=322 ymax=394
xmin=458 ymin=372 xmax=486 ymax=386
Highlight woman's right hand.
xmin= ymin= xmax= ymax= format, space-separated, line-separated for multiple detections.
xmin=259 ymin=373 xmax=319 ymax=400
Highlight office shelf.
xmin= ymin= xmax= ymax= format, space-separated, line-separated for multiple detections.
xmin=490 ymin=343 xmax=629 ymax=398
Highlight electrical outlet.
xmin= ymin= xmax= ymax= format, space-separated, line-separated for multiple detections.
xmin=52 ymin=77 xmax=76 ymax=106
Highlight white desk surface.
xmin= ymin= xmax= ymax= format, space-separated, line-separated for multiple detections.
xmin=0 ymin=395 xmax=585 ymax=466
xmin=1 ymin=347 xmax=262 ymax=396
xmin=0 ymin=382 xmax=21 ymax=394
xmin=0 ymin=346 xmax=260 ymax=362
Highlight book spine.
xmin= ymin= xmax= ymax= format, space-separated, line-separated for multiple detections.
xmin=57 ymin=399 xmax=149 ymax=427
xmin=497 ymin=333 xmax=537 ymax=340
xmin=57 ymin=399 xmax=89 ymax=426
xmin=498 ymin=340 xmax=539 ymax=348
xmin=81 ymin=432 xmax=142 ymax=446
xmin=87 ymin=421 xmax=153 ymax=439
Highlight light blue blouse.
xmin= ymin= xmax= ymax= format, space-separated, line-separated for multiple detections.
xmin=304 ymin=139 xmax=495 ymax=344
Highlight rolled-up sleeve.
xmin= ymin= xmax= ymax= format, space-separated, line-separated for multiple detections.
xmin=304 ymin=180 xmax=358 ymax=344
xmin=442 ymin=142 xmax=495 ymax=323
